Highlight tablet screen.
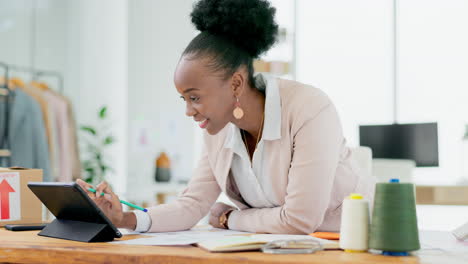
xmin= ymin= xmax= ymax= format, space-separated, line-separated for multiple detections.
xmin=28 ymin=182 xmax=122 ymax=238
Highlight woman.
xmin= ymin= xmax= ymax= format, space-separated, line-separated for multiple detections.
xmin=77 ymin=0 xmax=374 ymax=234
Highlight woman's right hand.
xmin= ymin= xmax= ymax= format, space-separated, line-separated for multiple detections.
xmin=76 ymin=179 xmax=124 ymax=227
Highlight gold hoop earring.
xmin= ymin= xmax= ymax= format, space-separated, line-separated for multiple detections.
xmin=233 ymin=97 xmax=244 ymax=119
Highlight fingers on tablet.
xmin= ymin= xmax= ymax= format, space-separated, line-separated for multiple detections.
xmin=103 ymin=193 xmax=113 ymax=202
xmin=95 ymin=181 xmax=109 ymax=198
xmin=76 ymin=179 xmax=94 ymax=196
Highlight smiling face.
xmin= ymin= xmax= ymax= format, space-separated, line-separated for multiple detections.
xmin=174 ymin=55 xmax=239 ymax=135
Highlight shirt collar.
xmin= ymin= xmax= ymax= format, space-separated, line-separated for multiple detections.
xmin=223 ymin=73 xmax=282 ymax=150
xmin=260 ymin=73 xmax=282 ymax=141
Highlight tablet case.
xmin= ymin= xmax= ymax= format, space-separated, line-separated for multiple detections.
xmin=27 ymin=182 xmax=122 ymax=242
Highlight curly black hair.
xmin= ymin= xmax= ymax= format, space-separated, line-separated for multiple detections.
xmin=182 ymin=0 xmax=278 ymax=89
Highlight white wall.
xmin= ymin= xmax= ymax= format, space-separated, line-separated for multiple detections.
xmin=34 ymin=0 xmax=67 ymax=75
xmin=65 ymin=0 xmax=128 ymax=193
xmin=397 ymin=0 xmax=468 ymax=184
xmin=127 ymin=0 xmax=197 ymax=201
xmin=296 ymin=0 xmax=394 ymax=145
xmin=1 ymin=0 xmax=198 ymax=200
xmin=0 ymin=0 xmax=68 ymax=80
xmin=296 ymin=0 xmax=468 ymax=185
xmin=5 ymin=0 xmax=467 ymax=190
xmin=0 ymin=0 xmax=129 ymax=193
xmin=0 ymin=0 xmax=37 ymax=75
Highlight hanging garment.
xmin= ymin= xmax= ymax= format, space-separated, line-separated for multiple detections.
xmin=20 ymin=84 xmax=56 ymax=178
xmin=5 ymin=89 xmax=51 ymax=180
xmin=42 ymin=90 xmax=72 ymax=182
xmin=60 ymin=95 xmax=82 ymax=180
xmin=0 ymin=90 xmax=10 ymax=167
xmin=48 ymin=103 xmax=60 ymax=180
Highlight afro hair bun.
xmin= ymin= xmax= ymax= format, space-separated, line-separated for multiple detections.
xmin=190 ymin=0 xmax=278 ymax=58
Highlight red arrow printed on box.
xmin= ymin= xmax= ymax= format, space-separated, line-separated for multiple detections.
xmin=0 ymin=179 xmax=15 ymax=220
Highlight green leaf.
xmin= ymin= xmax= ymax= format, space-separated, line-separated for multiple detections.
xmin=79 ymin=105 xmax=115 ymax=183
xmin=88 ymin=145 xmax=100 ymax=154
xmin=103 ymin=136 xmax=115 ymax=145
xmin=99 ymin=106 xmax=107 ymax=119
xmin=101 ymin=165 xmax=109 ymax=173
xmin=80 ymin=126 xmax=97 ymax=136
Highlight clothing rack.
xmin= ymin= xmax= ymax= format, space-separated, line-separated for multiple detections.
xmin=0 ymin=61 xmax=65 ymax=159
xmin=0 ymin=62 xmax=11 ymax=159
xmin=35 ymin=70 xmax=64 ymax=94
xmin=6 ymin=63 xmax=64 ymax=94
xmin=0 ymin=61 xmax=10 ymax=95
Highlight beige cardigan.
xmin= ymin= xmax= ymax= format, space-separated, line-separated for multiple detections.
xmin=147 ymin=78 xmax=375 ymax=234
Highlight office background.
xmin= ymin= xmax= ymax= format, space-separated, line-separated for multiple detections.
xmin=1 ymin=0 xmax=467 ymax=204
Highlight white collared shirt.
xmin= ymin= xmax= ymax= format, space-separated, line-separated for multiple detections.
xmin=223 ymin=73 xmax=282 ymax=208
xmin=133 ymin=73 xmax=281 ymax=232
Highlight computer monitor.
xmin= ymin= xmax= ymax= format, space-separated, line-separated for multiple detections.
xmin=359 ymin=122 xmax=439 ymax=167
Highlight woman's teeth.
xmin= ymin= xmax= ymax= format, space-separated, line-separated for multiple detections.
xmin=199 ymin=119 xmax=209 ymax=128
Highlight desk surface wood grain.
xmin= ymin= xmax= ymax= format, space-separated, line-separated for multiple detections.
xmin=0 ymin=228 xmax=465 ymax=264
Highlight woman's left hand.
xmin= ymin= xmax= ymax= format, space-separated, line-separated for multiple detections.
xmin=209 ymin=202 xmax=236 ymax=228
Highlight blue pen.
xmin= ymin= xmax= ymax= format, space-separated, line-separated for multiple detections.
xmin=88 ymin=188 xmax=148 ymax=212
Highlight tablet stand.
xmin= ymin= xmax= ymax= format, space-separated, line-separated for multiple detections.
xmin=39 ymin=219 xmax=116 ymax=242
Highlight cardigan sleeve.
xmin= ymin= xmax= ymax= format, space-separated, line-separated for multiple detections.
xmin=147 ymin=151 xmax=221 ymax=232
xmin=228 ymin=102 xmax=343 ymax=234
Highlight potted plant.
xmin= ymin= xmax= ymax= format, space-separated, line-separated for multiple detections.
xmin=80 ymin=106 xmax=115 ymax=186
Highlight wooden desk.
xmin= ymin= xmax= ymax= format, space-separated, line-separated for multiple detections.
xmin=0 ymin=228 xmax=466 ymax=264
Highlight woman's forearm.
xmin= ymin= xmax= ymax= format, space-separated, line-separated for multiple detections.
xmin=118 ymin=212 xmax=137 ymax=230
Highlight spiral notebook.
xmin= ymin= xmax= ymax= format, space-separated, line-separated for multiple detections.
xmin=197 ymin=234 xmax=340 ymax=253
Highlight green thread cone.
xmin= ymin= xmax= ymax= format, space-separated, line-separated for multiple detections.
xmin=369 ymin=181 xmax=420 ymax=252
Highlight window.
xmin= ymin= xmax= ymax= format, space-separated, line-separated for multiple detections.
xmin=297 ymin=0 xmax=468 ymax=184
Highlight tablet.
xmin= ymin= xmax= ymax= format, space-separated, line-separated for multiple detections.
xmin=28 ymin=182 xmax=122 ymax=239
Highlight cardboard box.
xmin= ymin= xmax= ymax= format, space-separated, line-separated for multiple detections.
xmin=0 ymin=167 xmax=43 ymax=226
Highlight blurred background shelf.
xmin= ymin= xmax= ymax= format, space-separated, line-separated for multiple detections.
xmin=416 ymin=185 xmax=468 ymax=205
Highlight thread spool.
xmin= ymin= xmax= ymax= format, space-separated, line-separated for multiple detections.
xmin=339 ymin=193 xmax=369 ymax=252
xmin=369 ymin=178 xmax=420 ymax=256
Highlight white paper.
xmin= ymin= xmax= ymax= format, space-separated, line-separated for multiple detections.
xmin=419 ymin=230 xmax=468 ymax=253
xmin=110 ymin=226 xmax=251 ymax=245
xmin=118 ymin=229 xmax=143 ymax=235
xmin=0 ymin=172 xmax=21 ymax=221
